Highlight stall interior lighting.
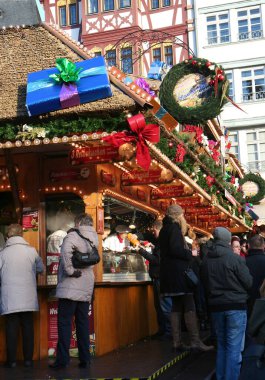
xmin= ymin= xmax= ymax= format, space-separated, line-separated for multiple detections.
xmin=129 ymin=209 xmax=137 ymax=229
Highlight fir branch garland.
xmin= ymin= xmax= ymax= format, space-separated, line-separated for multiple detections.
xmin=0 ymin=115 xmax=128 ymax=142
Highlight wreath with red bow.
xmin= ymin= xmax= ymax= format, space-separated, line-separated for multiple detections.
xmin=159 ymin=57 xmax=229 ymax=124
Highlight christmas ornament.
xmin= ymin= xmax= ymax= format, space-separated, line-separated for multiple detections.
xmin=118 ymin=143 xmax=135 ymax=160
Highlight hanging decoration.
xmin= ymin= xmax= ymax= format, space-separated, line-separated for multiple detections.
xmin=102 ymin=114 xmax=160 ymax=171
xmin=159 ymin=57 xmax=229 ymax=124
xmin=175 ymin=143 xmax=187 ymax=163
xmin=133 ymin=78 xmax=156 ymax=97
xmin=26 ymin=57 xmax=112 ymax=116
xmin=183 ymin=125 xmax=203 ymax=143
xmin=240 ymin=173 xmax=265 ymax=204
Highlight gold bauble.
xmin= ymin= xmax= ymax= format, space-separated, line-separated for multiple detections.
xmin=160 ymin=169 xmax=173 ymax=182
xmin=118 ymin=143 xmax=135 ymax=160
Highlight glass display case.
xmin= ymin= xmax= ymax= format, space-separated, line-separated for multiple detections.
xmin=102 ymin=248 xmax=150 ymax=282
xmin=102 ymin=197 xmax=154 ymax=282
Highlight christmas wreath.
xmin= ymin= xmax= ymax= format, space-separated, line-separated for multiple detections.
xmin=159 ymin=57 xmax=229 ymax=125
xmin=240 ymin=173 xmax=265 ymax=204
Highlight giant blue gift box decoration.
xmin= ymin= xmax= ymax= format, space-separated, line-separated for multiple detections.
xmin=26 ymin=57 xmax=112 ymax=116
xmin=147 ymin=61 xmax=167 ymax=80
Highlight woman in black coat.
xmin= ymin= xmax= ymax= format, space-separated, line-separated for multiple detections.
xmin=159 ymin=204 xmax=213 ymax=352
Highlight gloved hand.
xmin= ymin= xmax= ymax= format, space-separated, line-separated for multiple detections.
xmin=70 ymin=270 xmax=82 ymax=278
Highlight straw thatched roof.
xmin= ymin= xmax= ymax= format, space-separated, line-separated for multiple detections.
xmin=0 ymin=25 xmax=136 ymax=124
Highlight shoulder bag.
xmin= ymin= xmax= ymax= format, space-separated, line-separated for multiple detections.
xmin=184 ymin=265 xmax=199 ymax=289
xmin=72 ymin=230 xmax=100 ymax=269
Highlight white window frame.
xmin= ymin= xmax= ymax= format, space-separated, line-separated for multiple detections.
xmin=226 ymin=70 xmax=234 ymax=101
xmin=206 ymin=12 xmax=230 ymax=45
xmin=237 ymin=6 xmax=263 ymax=41
xmin=246 ymin=130 xmax=265 ymax=171
xmin=229 ymin=131 xmax=239 ymax=159
xmin=241 ymin=66 xmax=265 ymax=102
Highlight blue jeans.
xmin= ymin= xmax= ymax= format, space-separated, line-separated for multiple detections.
xmin=212 ymin=310 xmax=247 ymax=380
xmin=152 ymin=279 xmax=172 ymax=335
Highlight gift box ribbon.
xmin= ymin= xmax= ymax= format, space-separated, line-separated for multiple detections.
xmin=102 ymin=114 xmax=160 ymax=171
xmin=27 ymin=59 xmax=106 ymax=109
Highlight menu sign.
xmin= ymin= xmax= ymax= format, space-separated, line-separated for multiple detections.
xmin=48 ymin=301 xmax=95 ymax=358
xmin=225 ymin=189 xmax=237 ymax=206
xmin=70 ymin=146 xmax=120 ymax=165
xmin=121 ymin=169 xmax=166 ymax=186
xmin=50 ymin=167 xmax=90 ymax=182
xmin=151 ymin=185 xmax=184 ymax=199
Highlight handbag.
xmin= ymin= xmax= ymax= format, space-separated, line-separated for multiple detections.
xmin=72 ymin=230 xmax=100 ymax=269
xmin=184 ymin=267 xmax=199 ymax=289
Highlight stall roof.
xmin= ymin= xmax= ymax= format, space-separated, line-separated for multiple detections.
xmin=0 ymin=14 xmax=251 ymax=233
xmin=0 ymin=24 xmax=135 ymax=123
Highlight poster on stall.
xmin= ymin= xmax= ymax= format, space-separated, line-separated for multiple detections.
xmin=46 ymin=229 xmax=67 ymax=286
xmin=22 ymin=210 xmax=38 ymax=231
xmin=48 ymin=300 xmax=95 ymax=357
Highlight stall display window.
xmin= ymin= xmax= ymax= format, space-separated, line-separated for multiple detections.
xmin=45 ymin=194 xmax=84 ymax=285
xmin=102 ymin=197 xmax=155 ymax=282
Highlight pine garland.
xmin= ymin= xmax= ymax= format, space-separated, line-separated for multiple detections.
xmin=0 ymin=115 xmax=128 ymax=142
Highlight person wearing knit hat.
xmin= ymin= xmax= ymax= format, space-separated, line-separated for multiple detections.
xmin=159 ymin=203 xmax=213 ymax=352
xmin=201 ymin=227 xmax=252 ymax=380
xmin=166 ymin=204 xmax=183 ymax=216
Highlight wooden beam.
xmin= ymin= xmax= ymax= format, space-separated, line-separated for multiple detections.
xmin=3 ymin=149 xmax=22 ymax=224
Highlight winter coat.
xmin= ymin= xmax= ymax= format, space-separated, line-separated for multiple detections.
xmin=159 ymin=216 xmax=192 ymax=294
xmin=139 ymin=239 xmax=160 ymax=279
xmin=248 ymin=298 xmax=265 ymax=344
xmin=0 ymin=236 xmax=44 ymax=315
xmin=56 ymin=225 xmax=98 ymax=303
xmin=201 ymin=240 xmax=252 ymax=311
xmin=245 ymin=249 xmax=265 ymax=311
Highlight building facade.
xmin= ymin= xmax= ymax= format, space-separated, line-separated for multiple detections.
xmin=41 ymin=0 xmax=190 ymax=75
xmin=191 ymin=0 xmax=265 ymax=176
xmin=190 ymin=0 xmax=265 ymax=219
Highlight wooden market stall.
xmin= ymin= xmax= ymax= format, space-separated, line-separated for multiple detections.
xmin=0 ymin=17 xmax=253 ymax=361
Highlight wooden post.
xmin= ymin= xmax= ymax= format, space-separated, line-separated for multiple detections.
xmin=3 ymin=149 xmax=23 ymax=223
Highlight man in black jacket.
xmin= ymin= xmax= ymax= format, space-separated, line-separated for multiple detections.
xmin=245 ymin=234 xmax=265 ymax=315
xmin=201 ymin=227 xmax=252 ymax=380
xmin=138 ymin=220 xmax=172 ymax=339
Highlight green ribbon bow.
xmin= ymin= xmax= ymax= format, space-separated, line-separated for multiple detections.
xmin=49 ymin=58 xmax=83 ymax=83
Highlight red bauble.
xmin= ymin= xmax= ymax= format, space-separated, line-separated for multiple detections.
xmin=206 ymin=61 xmax=212 ymax=67
xmin=192 ymin=60 xmax=197 ymax=65
xmin=188 ymin=55 xmax=193 ymax=60
xmin=218 ymin=75 xmax=225 ymax=81
xmin=168 ymin=141 xmax=174 ymax=148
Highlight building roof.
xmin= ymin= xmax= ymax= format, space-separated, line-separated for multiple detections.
xmin=0 ymin=0 xmax=41 ymax=28
xmin=0 ymin=24 xmax=135 ymax=124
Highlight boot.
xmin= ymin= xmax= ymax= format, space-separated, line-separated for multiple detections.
xmin=184 ymin=311 xmax=214 ymax=352
xmin=170 ymin=312 xmax=185 ymax=352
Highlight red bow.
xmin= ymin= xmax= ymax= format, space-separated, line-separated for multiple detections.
xmin=102 ymin=114 xmax=160 ymax=170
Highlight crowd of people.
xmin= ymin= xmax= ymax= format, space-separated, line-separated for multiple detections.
xmin=0 ymin=207 xmax=265 ymax=380
xmin=136 ymin=204 xmax=265 ymax=380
